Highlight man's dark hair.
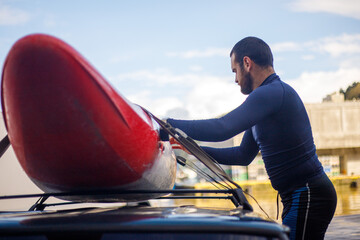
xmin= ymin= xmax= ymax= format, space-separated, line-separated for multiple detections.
xmin=230 ymin=36 xmax=273 ymax=69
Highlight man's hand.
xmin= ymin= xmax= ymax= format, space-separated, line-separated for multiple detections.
xmin=169 ymin=137 xmax=191 ymax=154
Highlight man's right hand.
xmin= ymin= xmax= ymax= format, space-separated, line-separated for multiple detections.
xmin=169 ymin=137 xmax=191 ymax=154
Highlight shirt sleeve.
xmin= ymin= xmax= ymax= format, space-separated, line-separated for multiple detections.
xmin=201 ymin=129 xmax=259 ymax=166
xmin=167 ymin=83 xmax=283 ymax=142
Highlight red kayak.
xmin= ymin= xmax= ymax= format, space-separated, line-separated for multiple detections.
xmin=1 ymin=34 xmax=176 ymax=201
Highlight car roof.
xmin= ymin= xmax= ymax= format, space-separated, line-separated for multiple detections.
xmin=0 ymin=204 xmax=289 ymax=239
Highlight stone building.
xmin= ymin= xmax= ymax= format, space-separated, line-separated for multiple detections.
xmin=307 ymin=95 xmax=360 ymax=176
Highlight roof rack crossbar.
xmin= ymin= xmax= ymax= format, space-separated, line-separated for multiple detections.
xmin=0 ymin=189 xmax=234 ymax=200
xmin=0 ymin=189 xmax=247 ymax=211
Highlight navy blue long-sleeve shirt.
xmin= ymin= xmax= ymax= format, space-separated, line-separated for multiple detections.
xmin=167 ymin=73 xmax=323 ymax=194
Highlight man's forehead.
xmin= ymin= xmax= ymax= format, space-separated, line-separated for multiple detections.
xmin=230 ymin=53 xmax=237 ymax=67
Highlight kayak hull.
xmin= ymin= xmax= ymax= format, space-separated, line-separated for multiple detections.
xmin=1 ymin=34 xmax=176 ymax=201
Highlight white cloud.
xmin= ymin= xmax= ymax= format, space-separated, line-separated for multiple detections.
xmin=127 ymin=90 xmax=185 ymax=118
xmin=185 ymin=77 xmax=246 ymax=119
xmin=310 ymin=34 xmax=360 ymax=57
xmin=166 ymin=48 xmax=229 ymax=59
xmin=0 ymin=4 xmax=30 ymax=25
xmin=289 ymin=0 xmax=360 ymax=20
xmin=287 ymin=67 xmax=360 ymax=103
xmin=165 ymin=107 xmax=190 ymax=119
xmin=271 ymin=33 xmax=360 ymax=57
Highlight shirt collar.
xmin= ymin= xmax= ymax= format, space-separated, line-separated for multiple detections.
xmin=260 ymin=73 xmax=278 ymax=87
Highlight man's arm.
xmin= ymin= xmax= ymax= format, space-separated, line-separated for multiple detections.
xmin=201 ymin=129 xmax=259 ymax=166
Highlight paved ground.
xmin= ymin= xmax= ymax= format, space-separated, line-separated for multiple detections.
xmin=325 ymin=214 xmax=360 ymax=239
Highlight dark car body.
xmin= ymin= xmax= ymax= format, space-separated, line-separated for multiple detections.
xmin=0 ymin=197 xmax=289 ymax=240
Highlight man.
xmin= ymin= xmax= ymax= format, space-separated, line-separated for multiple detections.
xmin=165 ymin=37 xmax=337 ymax=240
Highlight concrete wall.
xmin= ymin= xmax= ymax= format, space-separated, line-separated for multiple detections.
xmin=306 ymin=101 xmax=360 ymax=150
xmin=306 ymin=101 xmax=360 ymax=175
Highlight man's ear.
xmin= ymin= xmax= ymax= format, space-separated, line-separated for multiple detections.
xmin=243 ymin=56 xmax=252 ymax=71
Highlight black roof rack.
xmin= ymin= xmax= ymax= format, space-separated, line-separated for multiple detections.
xmin=0 ymin=188 xmax=251 ymax=212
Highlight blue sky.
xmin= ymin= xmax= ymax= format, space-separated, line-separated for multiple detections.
xmin=1 ymin=0 xmax=360 ymax=119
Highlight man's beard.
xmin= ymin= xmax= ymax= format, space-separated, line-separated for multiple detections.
xmin=241 ymin=71 xmax=253 ymax=95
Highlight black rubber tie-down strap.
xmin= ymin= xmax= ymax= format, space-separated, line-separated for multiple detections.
xmin=0 ymin=135 xmax=10 ymax=158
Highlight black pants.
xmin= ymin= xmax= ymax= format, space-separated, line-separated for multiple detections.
xmin=281 ymin=172 xmax=337 ymax=240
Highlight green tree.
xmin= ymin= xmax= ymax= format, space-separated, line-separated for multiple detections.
xmin=343 ymin=82 xmax=360 ymax=100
